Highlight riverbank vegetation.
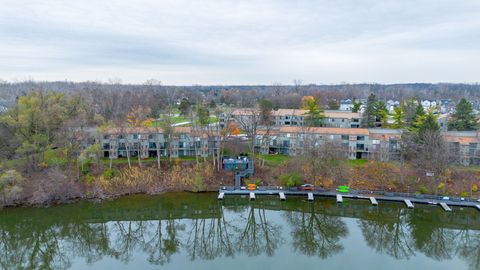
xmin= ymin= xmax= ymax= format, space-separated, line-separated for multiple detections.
xmin=0 ymin=88 xmax=479 ymax=208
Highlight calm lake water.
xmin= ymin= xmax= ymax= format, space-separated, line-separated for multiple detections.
xmin=1 ymin=193 xmax=480 ymax=270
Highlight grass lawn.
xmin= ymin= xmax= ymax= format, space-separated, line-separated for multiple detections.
xmin=347 ymin=159 xmax=368 ymax=167
xmin=257 ymin=154 xmax=291 ymax=167
xmin=100 ymin=155 xmax=199 ymax=165
xmin=149 ymin=115 xmax=218 ymax=127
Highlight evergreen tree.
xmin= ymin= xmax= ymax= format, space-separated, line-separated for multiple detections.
xmin=327 ymin=99 xmax=340 ymax=110
xmin=361 ymin=94 xmax=387 ymax=127
xmin=418 ymin=112 xmax=440 ymax=135
xmin=402 ymin=97 xmax=420 ymax=125
xmin=258 ymin=98 xmax=273 ymax=125
xmin=303 ymin=97 xmax=325 ymax=127
xmin=409 ymin=104 xmax=426 ymax=131
xmin=362 ymin=94 xmax=378 ymax=127
xmin=391 ymin=106 xmax=405 ymax=129
xmin=351 ymin=100 xmax=362 ymax=113
xmin=374 ymin=101 xmax=388 ymax=127
xmin=448 ymin=98 xmax=478 ymax=131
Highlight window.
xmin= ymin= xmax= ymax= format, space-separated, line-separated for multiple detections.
xmin=341 ymin=135 xmax=349 ymax=140
xmin=357 ymin=136 xmax=365 ymax=141
xmin=133 ymin=134 xmax=138 ymax=139
xmin=103 ymin=135 xmax=109 ymax=140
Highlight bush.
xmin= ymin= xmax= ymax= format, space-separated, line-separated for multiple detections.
xmin=418 ymin=185 xmax=429 ymax=194
xmin=192 ymin=172 xmax=205 ymax=192
xmin=102 ymin=168 xmax=115 ymax=180
xmin=81 ymin=167 xmax=90 ymax=175
xmin=461 ymin=191 xmax=469 ymax=197
xmin=85 ymin=174 xmax=94 ymax=185
xmin=472 ymin=184 xmax=478 ymax=193
xmin=279 ymin=172 xmax=304 ymax=187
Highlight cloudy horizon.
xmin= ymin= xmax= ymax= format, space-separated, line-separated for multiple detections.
xmin=1 ymin=0 xmax=480 ymax=85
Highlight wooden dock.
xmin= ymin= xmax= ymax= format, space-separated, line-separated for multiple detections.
xmin=440 ymin=202 xmax=452 ymax=212
xmin=369 ymin=197 xmax=378 ymax=206
xmin=404 ymin=199 xmax=414 ymax=208
xmin=217 ymin=188 xmax=480 ymax=212
xmin=336 ymin=194 xmax=343 ymax=203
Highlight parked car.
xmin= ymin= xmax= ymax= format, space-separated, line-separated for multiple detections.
xmin=442 ymin=196 xmax=450 ymax=200
xmin=300 ymin=184 xmax=314 ymax=191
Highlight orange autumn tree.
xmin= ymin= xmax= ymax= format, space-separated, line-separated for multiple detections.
xmin=225 ymin=121 xmax=240 ymax=135
xmin=301 ymin=96 xmax=315 ymax=109
xmin=127 ymin=106 xmax=152 ymax=127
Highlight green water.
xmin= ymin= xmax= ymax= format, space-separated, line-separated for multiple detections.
xmin=1 ymin=193 xmax=480 ymax=270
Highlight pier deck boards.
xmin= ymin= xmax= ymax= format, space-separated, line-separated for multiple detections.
xmin=218 ymin=188 xmax=480 ymax=211
xmin=404 ymin=199 xmax=414 ymax=208
xmin=440 ymin=202 xmax=452 ymax=212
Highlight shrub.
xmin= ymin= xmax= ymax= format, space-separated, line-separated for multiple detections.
xmin=81 ymin=167 xmax=90 ymax=176
xmin=437 ymin=182 xmax=445 ymax=190
xmin=472 ymin=184 xmax=478 ymax=193
xmin=192 ymin=172 xmax=205 ymax=192
xmin=460 ymin=191 xmax=469 ymax=197
xmin=418 ymin=185 xmax=429 ymax=194
xmin=279 ymin=172 xmax=304 ymax=187
xmin=102 ymin=168 xmax=115 ymax=180
xmin=85 ymin=174 xmax=94 ymax=185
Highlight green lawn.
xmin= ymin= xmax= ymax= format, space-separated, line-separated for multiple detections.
xmin=149 ymin=115 xmax=218 ymax=127
xmin=257 ymin=154 xmax=291 ymax=167
xmin=100 ymin=156 xmax=199 ymax=165
xmin=347 ymin=159 xmax=368 ymax=167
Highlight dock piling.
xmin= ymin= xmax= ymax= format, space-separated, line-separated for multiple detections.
xmin=279 ymin=192 xmax=286 ymax=201
xmin=308 ymin=193 xmax=314 ymax=201
xmin=218 ymin=193 xmax=224 ymax=200
xmin=404 ymin=199 xmax=414 ymax=208
xmin=440 ymin=202 xmax=452 ymax=212
xmin=249 ymin=192 xmax=255 ymax=201
xmin=336 ymin=194 xmax=343 ymax=203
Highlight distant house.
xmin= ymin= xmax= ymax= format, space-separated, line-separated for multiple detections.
xmin=220 ymin=108 xmax=362 ymax=129
xmin=386 ymin=100 xmax=400 ymax=113
xmin=339 ymin=99 xmax=353 ymax=111
xmin=421 ymin=100 xmax=437 ymax=111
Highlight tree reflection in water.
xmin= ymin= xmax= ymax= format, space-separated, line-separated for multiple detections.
xmin=359 ymin=206 xmax=415 ymax=259
xmin=236 ymin=205 xmax=284 ymax=257
xmin=1 ymin=195 xmax=480 ymax=270
xmin=286 ymin=202 xmax=348 ymax=258
xmin=186 ymin=210 xmax=235 ymax=260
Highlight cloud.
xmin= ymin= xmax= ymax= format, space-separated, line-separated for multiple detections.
xmin=0 ymin=0 xmax=479 ymax=84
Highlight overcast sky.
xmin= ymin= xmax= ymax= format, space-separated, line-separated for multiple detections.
xmin=1 ymin=0 xmax=479 ymax=85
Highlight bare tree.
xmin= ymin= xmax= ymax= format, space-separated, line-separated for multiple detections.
xmin=235 ymin=108 xmax=261 ymax=166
